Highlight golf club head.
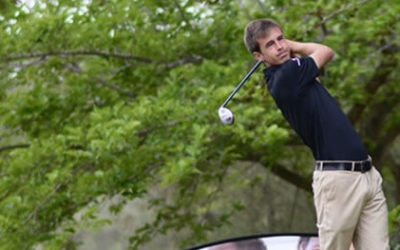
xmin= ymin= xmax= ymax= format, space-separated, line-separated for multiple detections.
xmin=218 ymin=107 xmax=234 ymax=125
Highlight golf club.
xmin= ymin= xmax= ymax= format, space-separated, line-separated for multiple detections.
xmin=218 ymin=60 xmax=262 ymax=125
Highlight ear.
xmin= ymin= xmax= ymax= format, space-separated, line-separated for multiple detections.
xmin=252 ymin=51 xmax=264 ymax=62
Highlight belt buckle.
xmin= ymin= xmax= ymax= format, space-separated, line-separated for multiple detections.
xmin=360 ymin=162 xmax=369 ymax=173
xmin=360 ymin=165 xmax=366 ymax=173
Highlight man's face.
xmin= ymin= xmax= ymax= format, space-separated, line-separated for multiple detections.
xmin=253 ymin=27 xmax=291 ymax=66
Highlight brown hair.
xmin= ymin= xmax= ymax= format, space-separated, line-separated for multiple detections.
xmin=244 ymin=19 xmax=282 ymax=53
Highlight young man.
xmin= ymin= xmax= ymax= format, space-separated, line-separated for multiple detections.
xmin=243 ymin=19 xmax=390 ymax=250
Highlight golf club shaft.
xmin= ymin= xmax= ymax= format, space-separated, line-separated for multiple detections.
xmin=221 ymin=60 xmax=262 ymax=108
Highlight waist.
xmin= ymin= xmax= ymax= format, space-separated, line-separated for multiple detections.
xmin=315 ymin=156 xmax=372 ymax=173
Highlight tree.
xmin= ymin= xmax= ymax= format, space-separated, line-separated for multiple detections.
xmin=0 ymin=0 xmax=399 ymax=249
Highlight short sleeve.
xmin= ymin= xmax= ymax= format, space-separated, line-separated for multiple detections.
xmin=267 ymin=57 xmax=320 ymax=102
xmin=275 ymin=57 xmax=320 ymax=98
xmin=288 ymin=57 xmax=319 ymax=84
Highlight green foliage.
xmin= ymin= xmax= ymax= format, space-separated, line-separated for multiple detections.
xmin=0 ymin=0 xmax=399 ymax=249
xmin=390 ymin=205 xmax=400 ymax=249
xmin=390 ymin=205 xmax=400 ymax=240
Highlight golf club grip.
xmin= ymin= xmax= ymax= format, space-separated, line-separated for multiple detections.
xmin=221 ymin=60 xmax=262 ymax=107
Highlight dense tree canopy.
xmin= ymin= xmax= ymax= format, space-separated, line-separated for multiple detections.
xmin=0 ymin=0 xmax=399 ymax=249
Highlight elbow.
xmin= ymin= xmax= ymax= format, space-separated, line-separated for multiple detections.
xmin=327 ymin=47 xmax=335 ymax=62
xmin=310 ymin=45 xmax=336 ymax=69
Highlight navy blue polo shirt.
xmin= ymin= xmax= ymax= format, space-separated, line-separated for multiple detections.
xmin=264 ymin=57 xmax=368 ymax=161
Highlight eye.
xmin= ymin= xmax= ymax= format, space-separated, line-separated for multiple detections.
xmin=277 ymin=35 xmax=284 ymax=40
xmin=266 ymin=41 xmax=274 ymax=48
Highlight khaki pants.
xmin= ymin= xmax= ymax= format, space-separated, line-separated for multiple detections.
xmin=312 ymin=167 xmax=390 ymax=250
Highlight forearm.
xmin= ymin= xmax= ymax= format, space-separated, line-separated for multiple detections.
xmin=287 ymin=40 xmax=335 ymax=68
xmin=287 ymin=40 xmax=330 ymax=56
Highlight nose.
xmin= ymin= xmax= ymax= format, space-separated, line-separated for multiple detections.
xmin=276 ymin=41 xmax=283 ymax=50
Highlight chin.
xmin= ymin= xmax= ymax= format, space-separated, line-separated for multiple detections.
xmin=270 ymin=57 xmax=289 ymax=66
xmin=280 ymin=57 xmax=291 ymax=64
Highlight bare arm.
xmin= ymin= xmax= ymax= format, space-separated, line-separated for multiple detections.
xmin=286 ymin=40 xmax=335 ymax=69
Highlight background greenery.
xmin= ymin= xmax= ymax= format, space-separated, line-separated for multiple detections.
xmin=0 ymin=0 xmax=399 ymax=249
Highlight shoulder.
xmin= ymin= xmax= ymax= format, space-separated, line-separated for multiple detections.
xmin=265 ymin=57 xmax=318 ymax=84
xmin=282 ymin=57 xmax=317 ymax=71
xmin=280 ymin=57 xmax=319 ymax=82
xmin=275 ymin=58 xmax=303 ymax=80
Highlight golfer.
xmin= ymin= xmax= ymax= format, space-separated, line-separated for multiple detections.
xmin=243 ymin=19 xmax=390 ymax=250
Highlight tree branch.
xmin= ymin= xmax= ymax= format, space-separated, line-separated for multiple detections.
xmin=164 ymin=55 xmax=203 ymax=69
xmin=315 ymin=8 xmax=329 ymax=41
xmin=96 ymin=78 xmax=136 ymax=98
xmin=0 ymin=57 xmax=46 ymax=71
xmin=243 ymin=150 xmax=312 ymax=193
xmin=372 ymin=123 xmax=400 ymax=168
xmin=388 ymin=152 xmax=400 ymax=203
xmin=363 ymin=94 xmax=398 ymax=141
xmin=347 ymin=47 xmax=398 ymax=124
xmin=1 ymin=50 xmax=204 ymax=70
xmin=236 ymin=0 xmax=252 ymax=21
xmin=1 ymin=50 xmax=154 ymax=63
xmin=268 ymin=165 xmax=312 ymax=193
xmin=320 ymin=0 xmax=371 ymax=24
xmin=173 ymin=0 xmax=193 ymax=30
xmin=22 ymin=183 xmax=64 ymax=226
xmin=19 ymin=164 xmax=97 ymax=230
xmin=0 ymin=143 xmax=30 ymax=153
xmin=256 ymin=0 xmax=267 ymax=13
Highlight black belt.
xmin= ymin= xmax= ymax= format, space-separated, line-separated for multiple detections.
xmin=315 ymin=158 xmax=372 ymax=173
